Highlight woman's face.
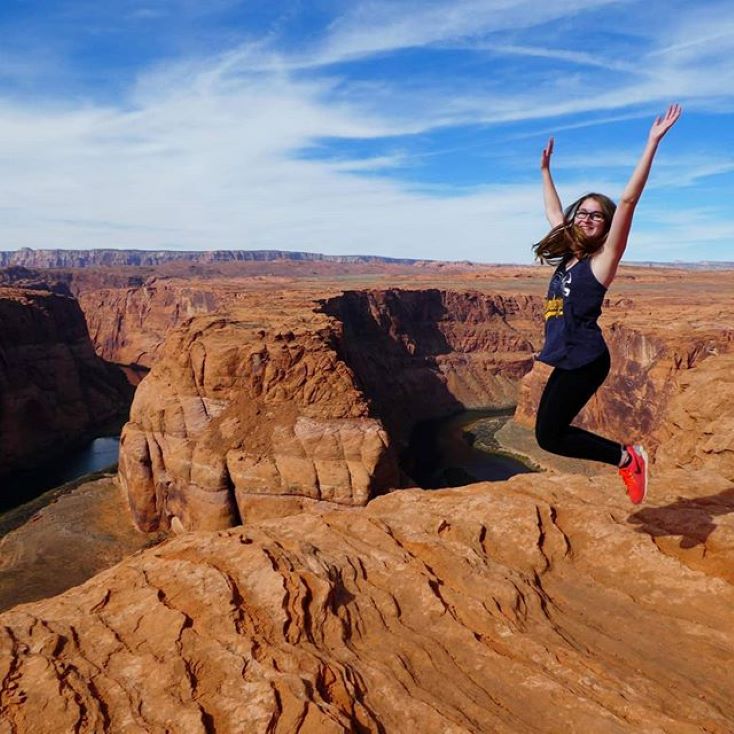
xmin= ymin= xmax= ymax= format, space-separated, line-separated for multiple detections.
xmin=573 ymin=197 xmax=608 ymax=239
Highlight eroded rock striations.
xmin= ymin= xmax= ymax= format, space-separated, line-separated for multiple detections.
xmin=653 ymin=351 xmax=734 ymax=478
xmin=118 ymin=305 xmax=396 ymax=532
xmin=118 ymin=289 xmax=540 ymax=532
xmin=0 ymin=288 xmax=132 ymax=481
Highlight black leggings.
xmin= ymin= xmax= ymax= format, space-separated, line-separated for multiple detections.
xmin=535 ymin=349 xmax=622 ymax=466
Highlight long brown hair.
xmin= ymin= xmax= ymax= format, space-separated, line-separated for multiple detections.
xmin=533 ymin=193 xmax=616 ymax=265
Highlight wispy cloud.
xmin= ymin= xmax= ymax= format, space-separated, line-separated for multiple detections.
xmin=307 ymin=0 xmax=623 ymax=66
xmin=0 ymin=57 xmax=546 ymax=259
xmin=455 ymin=42 xmax=640 ymax=74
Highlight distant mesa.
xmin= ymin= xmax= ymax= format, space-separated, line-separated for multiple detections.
xmin=0 ymin=247 xmax=437 ymax=268
xmin=627 ymin=260 xmax=734 ymax=269
xmin=2 ymin=248 xmax=731 ymax=270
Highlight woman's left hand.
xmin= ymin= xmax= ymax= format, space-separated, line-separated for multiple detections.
xmin=649 ymin=103 xmax=682 ymax=143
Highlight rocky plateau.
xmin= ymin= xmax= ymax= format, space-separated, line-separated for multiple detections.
xmin=0 ymin=247 xmax=421 ymax=269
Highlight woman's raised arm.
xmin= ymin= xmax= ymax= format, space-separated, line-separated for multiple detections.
xmin=541 ymin=137 xmax=564 ymax=228
xmin=592 ymin=104 xmax=682 ymax=287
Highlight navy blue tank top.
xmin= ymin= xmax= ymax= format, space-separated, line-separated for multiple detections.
xmin=537 ymin=256 xmax=607 ymax=369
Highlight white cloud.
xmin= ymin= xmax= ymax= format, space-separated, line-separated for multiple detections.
xmin=455 ymin=42 xmax=640 ymax=74
xmin=550 ymin=151 xmax=734 ymax=188
xmin=629 ymin=221 xmax=734 ymax=257
xmin=0 ymin=58 xmax=548 ymax=260
xmin=308 ymin=0 xmax=624 ymax=66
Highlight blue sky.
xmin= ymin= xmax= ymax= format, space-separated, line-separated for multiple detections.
xmin=1 ymin=0 xmax=733 ymax=262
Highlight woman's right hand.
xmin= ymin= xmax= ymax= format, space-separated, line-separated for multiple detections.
xmin=540 ymin=137 xmax=554 ymax=171
xmin=540 ymin=135 xmax=563 ymax=226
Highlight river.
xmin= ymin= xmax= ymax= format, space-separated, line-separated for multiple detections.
xmin=403 ymin=408 xmax=535 ymax=489
xmin=0 ymin=437 xmax=121 ymax=513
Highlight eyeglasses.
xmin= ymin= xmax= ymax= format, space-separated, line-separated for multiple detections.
xmin=575 ymin=209 xmax=606 ymax=223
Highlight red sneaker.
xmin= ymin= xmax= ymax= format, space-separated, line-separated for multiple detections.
xmin=619 ymin=444 xmax=648 ymax=504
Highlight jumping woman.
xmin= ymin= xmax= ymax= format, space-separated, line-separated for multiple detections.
xmin=533 ymin=103 xmax=682 ymax=504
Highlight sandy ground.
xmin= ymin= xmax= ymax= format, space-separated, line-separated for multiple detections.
xmin=0 ymin=474 xmax=165 ymax=612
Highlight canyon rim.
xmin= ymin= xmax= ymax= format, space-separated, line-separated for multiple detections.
xmin=0 ymin=253 xmax=732 ymax=733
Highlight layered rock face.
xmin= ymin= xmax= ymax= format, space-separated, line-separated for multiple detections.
xmin=8 ymin=261 xmax=526 ymax=372
xmin=0 ymin=288 xmax=132 ymax=480
xmin=653 ymin=351 xmax=734 ymax=477
xmin=0 ymin=265 xmax=155 ymax=368
xmin=119 ymin=289 xmax=540 ymax=532
xmin=118 ymin=307 xmax=397 ymax=532
xmin=78 ymin=280 xmax=223 ymax=368
xmin=0 ymin=266 xmax=73 ymax=295
xmin=320 ymin=289 xmax=538 ymax=443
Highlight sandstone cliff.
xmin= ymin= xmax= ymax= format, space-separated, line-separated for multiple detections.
xmin=118 ymin=306 xmax=397 ymax=532
xmin=0 ymin=266 xmax=73 ymax=295
xmin=4 ymin=261 xmax=522 ymax=372
xmin=320 ymin=289 xmax=538 ymax=443
xmin=118 ymin=289 xmax=540 ymax=533
xmin=653 ymin=351 xmax=734 ymax=478
xmin=0 ymin=288 xmax=133 ymax=481
xmin=78 ymin=279 xmax=223 ymax=368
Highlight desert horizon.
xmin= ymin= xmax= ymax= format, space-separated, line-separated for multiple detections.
xmin=2 ymin=245 xmax=734 ymax=269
